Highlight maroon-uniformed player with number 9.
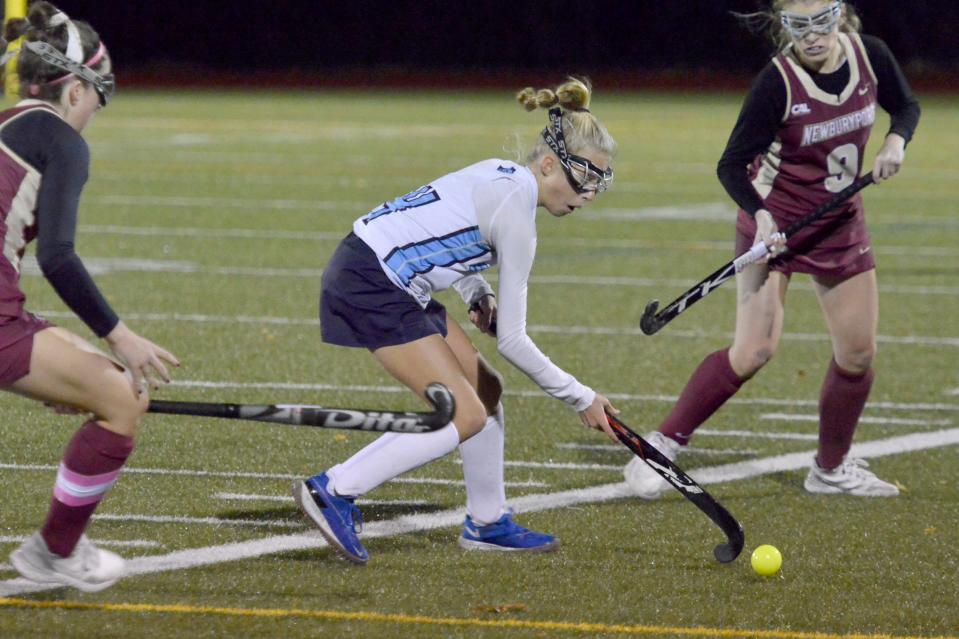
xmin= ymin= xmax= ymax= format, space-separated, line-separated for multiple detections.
xmin=625 ymin=0 xmax=920 ymax=499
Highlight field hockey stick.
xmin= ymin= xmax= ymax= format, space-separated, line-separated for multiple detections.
xmin=607 ymin=413 xmax=745 ymax=563
xmin=148 ymin=382 xmax=455 ymax=433
xmin=639 ymin=174 xmax=875 ymax=335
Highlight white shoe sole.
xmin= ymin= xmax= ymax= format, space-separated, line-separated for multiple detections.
xmin=804 ymin=476 xmax=899 ymax=497
xmin=10 ymin=548 xmax=120 ymax=593
xmin=804 ymin=483 xmax=899 ymax=497
xmin=292 ymin=480 xmax=368 ymax=564
xmin=457 ymin=536 xmax=559 ymax=553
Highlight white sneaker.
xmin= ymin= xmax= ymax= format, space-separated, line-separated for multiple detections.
xmin=804 ymin=458 xmax=900 ymax=497
xmin=10 ymin=533 xmax=126 ymax=592
xmin=623 ymin=431 xmax=681 ymax=500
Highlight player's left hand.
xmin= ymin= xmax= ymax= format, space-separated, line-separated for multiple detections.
xmin=468 ymin=294 xmax=497 ymax=337
xmin=872 ymin=133 xmax=906 ymax=182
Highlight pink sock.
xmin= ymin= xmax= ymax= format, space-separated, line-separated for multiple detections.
xmin=817 ymin=359 xmax=874 ymax=470
xmin=41 ymin=421 xmax=134 ymax=557
xmin=660 ymin=348 xmax=744 ymax=445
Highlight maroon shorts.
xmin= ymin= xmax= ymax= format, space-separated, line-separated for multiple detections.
xmin=735 ymin=211 xmax=875 ymax=280
xmin=0 ymin=310 xmax=53 ymax=387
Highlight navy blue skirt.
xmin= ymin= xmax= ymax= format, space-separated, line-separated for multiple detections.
xmin=320 ymin=232 xmax=448 ymax=350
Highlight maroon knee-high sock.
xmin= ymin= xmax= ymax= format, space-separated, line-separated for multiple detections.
xmin=817 ymin=359 xmax=874 ymax=470
xmin=41 ymin=421 xmax=134 ymax=557
xmin=660 ymin=348 xmax=745 ymax=445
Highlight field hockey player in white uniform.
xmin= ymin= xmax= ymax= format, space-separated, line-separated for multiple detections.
xmin=295 ymin=77 xmax=619 ymax=563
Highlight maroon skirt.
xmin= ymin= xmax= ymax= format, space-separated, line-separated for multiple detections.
xmin=0 ymin=309 xmax=53 ymax=386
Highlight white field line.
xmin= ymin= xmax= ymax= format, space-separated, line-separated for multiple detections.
xmin=78 ymin=223 xmax=959 ymax=258
xmin=555 ymin=442 xmax=758 ymax=456
xmin=698 ymin=429 xmax=820 ymax=441
xmin=94 ymin=173 xmax=419 ymax=189
xmin=0 ymin=536 xmax=160 ymax=549
xmin=501 ymin=460 xmax=621 ymax=471
xmin=87 ymin=194 xmax=370 ymax=212
xmin=553 ymin=236 xmax=959 ymax=257
xmin=29 ymin=307 xmax=959 ymax=349
xmin=3 ymin=427 xmax=957 ymax=597
xmin=84 ymin=195 xmax=736 ymax=222
xmin=20 ymin=256 xmax=959 ymax=298
xmin=156 ymin=378 xmax=959 ymax=413
xmin=81 ymin=225 xmax=348 ymax=241
xmin=92 ymin=514 xmax=304 ymax=529
xmin=35 ymin=309 xmax=320 ymax=327
xmin=81 ymin=193 xmax=957 ymax=230
xmin=760 ymin=413 xmax=951 ymax=426
xmin=947 ymin=389 xmax=959 ymax=396
xmin=527 ymin=324 xmax=959 ymax=348
xmin=213 ymin=492 xmax=431 ymax=507
xmin=98 ymin=121 xmax=502 ymax=137
xmin=0 ymin=463 xmax=547 ymax=489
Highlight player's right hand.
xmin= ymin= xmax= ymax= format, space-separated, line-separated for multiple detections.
xmin=105 ymin=321 xmax=180 ymax=395
xmin=754 ymin=209 xmax=786 ymax=260
xmin=579 ymin=393 xmax=619 ymax=443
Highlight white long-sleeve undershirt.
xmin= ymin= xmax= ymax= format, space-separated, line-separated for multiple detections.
xmin=463 ymin=177 xmax=595 ymax=413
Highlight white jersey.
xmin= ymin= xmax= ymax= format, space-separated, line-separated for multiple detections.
xmin=352 ymin=159 xmax=595 ymax=412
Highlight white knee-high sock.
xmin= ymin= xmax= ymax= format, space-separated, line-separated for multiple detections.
xmin=459 ymin=403 xmax=506 ymax=526
xmin=326 ymin=423 xmax=460 ymax=498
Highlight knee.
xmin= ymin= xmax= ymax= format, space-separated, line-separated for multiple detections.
xmin=453 ymin=393 xmax=488 ymax=440
xmin=96 ymin=382 xmax=149 ymax=436
xmin=476 ymin=359 xmax=503 ymax=415
xmin=729 ymin=344 xmax=775 ymax=379
xmin=836 ymin=343 xmax=876 ymax=374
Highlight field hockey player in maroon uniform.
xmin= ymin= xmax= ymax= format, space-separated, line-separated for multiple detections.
xmin=625 ymin=0 xmax=920 ymax=499
xmin=1 ymin=3 xmax=179 ymax=591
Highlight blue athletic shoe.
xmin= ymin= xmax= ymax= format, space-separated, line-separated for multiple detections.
xmin=293 ymin=473 xmax=368 ymax=564
xmin=458 ymin=513 xmax=559 ymax=552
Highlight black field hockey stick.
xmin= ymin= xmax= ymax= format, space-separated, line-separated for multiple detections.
xmin=148 ymin=382 xmax=455 ymax=433
xmin=607 ymin=413 xmax=745 ymax=563
xmin=640 ymin=174 xmax=875 ymax=335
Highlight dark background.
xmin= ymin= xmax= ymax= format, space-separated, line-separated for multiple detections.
xmin=11 ymin=1 xmax=959 ymax=89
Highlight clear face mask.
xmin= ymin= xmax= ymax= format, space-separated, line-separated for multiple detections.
xmin=564 ymin=155 xmax=614 ymax=193
xmin=780 ymin=1 xmax=842 ymax=39
xmin=541 ymin=107 xmax=613 ymax=194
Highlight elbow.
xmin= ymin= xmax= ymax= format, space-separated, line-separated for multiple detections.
xmin=716 ymin=159 xmax=732 ymax=184
xmin=36 ymin=249 xmax=75 ymax=278
xmin=495 ymin=331 xmax=523 ymax=359
xmin=36 ymin=254 xmax=60 ymax=277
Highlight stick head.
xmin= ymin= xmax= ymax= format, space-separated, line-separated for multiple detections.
xmin=639 ymin=300 xmax=662 ymax=335
xmin=424 ymin=382 xmax=455 ymax=425
xmin=713 ymin=525 xmax=745 ymax=563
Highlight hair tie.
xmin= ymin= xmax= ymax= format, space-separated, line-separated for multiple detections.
xmin=48 ymin=11 xmax=83 ymax=63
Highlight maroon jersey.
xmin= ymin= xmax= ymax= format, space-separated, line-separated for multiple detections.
xmin=0 ymin=103 xmax=56 ymax=319
xmin=737 ymin=33 xmax=878 ymax=275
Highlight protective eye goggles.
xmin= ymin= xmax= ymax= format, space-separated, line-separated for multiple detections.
xmin=780 ymin=1 xmax=842 ymax=39
xmin=541 ymin=107 xmax=613 ymax=194
xmin=22 ymin=40 xmax=116 ymax=107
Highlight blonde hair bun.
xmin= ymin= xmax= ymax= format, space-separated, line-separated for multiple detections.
xmin=516 ymin=77 xmax=591 ymax=113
